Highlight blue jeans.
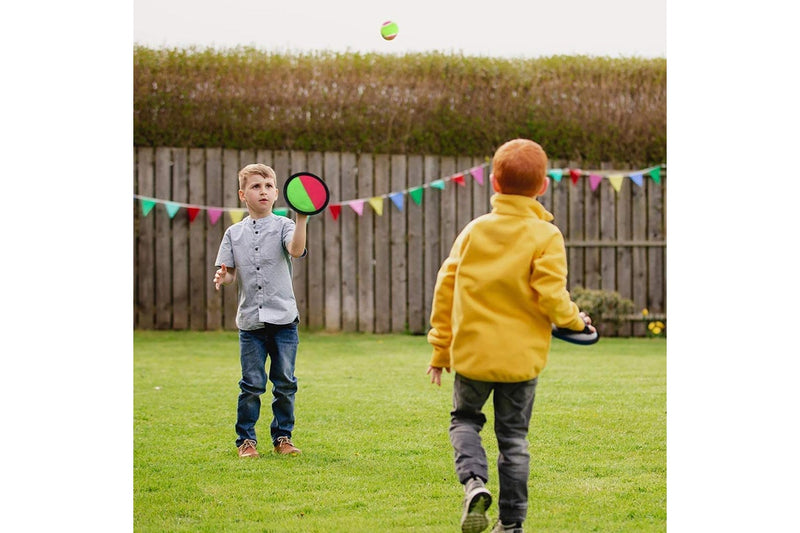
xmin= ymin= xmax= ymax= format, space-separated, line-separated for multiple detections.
xmin=450 ymin=373 xmax=538 ymax=525
xmin=236 ymin=319 xmax=299 ymax=448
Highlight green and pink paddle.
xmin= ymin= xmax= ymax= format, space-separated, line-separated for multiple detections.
xmin=282 ymin=172 xmax=330 ymax=216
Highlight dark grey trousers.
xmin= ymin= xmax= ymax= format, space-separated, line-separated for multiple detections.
xmin=450 ymin=373 xmax=538 ymax=525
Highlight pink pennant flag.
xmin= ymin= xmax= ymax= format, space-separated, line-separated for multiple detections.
xmin=452 ymin=173 xmax=466 ymax=187
xmin=329 ymin=204 xmax=341 ymax=221
xmin=470 ymin=166 xmax=484 ymax=185
xmin=589 ymin=174 xmax=603 ymax=191
xmin=208 ymin=208 xmax=223 ymax=225
xmin=349 ymin=200 xmax=365 ymax=216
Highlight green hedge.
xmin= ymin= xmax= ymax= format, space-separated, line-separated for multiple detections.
xmin=134 ymin=46 xmax=665 ymax=163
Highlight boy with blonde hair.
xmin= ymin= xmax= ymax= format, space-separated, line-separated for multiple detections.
xmin=213 ymin=163 xmax=308 ymax=457
xmin=427 ymin=139 xmax=594 ymax=532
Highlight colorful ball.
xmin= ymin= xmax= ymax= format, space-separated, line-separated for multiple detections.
xmin=381 ymin=21 xmax=398 ymax=41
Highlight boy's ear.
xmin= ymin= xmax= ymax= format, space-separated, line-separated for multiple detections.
xmin=491 ymin=173 xmax=501 ymax=193
xmin=238 ymin=189 xmax=245 ymax=202
xmin=538 ymin=177 xmax=550 ymax=196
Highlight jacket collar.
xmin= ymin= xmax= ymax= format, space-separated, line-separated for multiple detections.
xmin=490 ymin=193 xmax=554 ymax=222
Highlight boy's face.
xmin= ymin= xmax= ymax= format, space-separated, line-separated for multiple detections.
xmin=239 ymin=174 xmax=279 ymax=218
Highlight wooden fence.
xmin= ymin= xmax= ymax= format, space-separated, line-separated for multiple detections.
xmin=134 ymin=147 xmax=665 ymax=336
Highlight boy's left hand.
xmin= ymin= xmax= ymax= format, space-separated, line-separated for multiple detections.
xmin=426 ymin=365 xmax=450 ymax=387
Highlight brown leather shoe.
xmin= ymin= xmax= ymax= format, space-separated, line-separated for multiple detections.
xmin=238 ymin=439 xmax=259 ymax=457
xmin=273 ymin=436 xmax=301 ymax=455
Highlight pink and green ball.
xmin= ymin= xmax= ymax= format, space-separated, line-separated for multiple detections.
xmin=381 ymin=21 xmax=398 ymax=41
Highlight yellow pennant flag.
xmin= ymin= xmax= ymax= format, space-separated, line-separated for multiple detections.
xmin=608 ymin=174 xmax=624 ymax=192
xmin=229 ymin=209 xmax=246 ymax=223
xmin=368 ymin=196 xmax=384 ymax=216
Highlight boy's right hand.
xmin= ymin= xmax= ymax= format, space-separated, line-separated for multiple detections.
xmin=426 ymin=365 xmax=450 ymax=387
xmin=213 ymin=263 xmax=228 ymax=291
xmin=579 ymin=311 xmax=597 ymax=333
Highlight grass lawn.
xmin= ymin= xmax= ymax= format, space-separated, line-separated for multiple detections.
xmin=134 ymin=331 xmax=665 ymax=532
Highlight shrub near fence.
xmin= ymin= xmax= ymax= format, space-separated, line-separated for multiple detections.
xmin=134 ymin=147 xmax=665 ymax=336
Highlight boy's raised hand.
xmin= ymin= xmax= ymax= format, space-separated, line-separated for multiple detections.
xmin=214 ymin=263 xmax=228 ymax=291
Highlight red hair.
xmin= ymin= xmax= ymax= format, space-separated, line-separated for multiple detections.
xmin=492 ymin=139 xmax=548 ymax=196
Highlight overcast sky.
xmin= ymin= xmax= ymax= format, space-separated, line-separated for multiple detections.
xmin=134 ymin=0 xmax=665 ymax=58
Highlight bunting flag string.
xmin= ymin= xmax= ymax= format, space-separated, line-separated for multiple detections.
xmin=134 ymin=163 xmax=664 ymax=223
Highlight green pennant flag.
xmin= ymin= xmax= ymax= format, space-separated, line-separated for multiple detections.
xmin=165 ymin=202 xmax=181 ymax=219
xmin=430 ymin=179 xmax=446 ymax=190
xmin=140 ymin=199 xmax=156 ymax=216
xmin=408 ymin=187 xmax=424 ymax=205
xmin=648 ymin=166 xmax=662 ymax=184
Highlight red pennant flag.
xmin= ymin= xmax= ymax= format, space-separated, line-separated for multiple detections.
xmin=452 ymin=173 xmax=466 ymax=187
xmin=569 ymin=169 xmax=582 ymax=185
xmin=329 ymin=204 xmax=341 ymax=221
xmin=187 ymin=207 xmax=201 ymax=223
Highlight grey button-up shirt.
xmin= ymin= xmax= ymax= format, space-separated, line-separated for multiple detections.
xmin=215 ymin=214 xmax=306 ymax=330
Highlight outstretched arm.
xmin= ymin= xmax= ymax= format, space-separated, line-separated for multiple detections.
xmin=287 ymin=214 xmax=308 ymax=258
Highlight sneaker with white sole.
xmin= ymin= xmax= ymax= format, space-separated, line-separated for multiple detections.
xmin=461 ymin=477 xmax=492 ymax=533
xmin=490 ymin=520 xmax=523 ymax=532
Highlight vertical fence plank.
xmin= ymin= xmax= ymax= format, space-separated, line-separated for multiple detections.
xmin=306 ymin=151 xmax=325 ymax=330
xmin=584 ymin=172 xmax=601 ymax=291
xmin=357 ymin=153 xmax=375 ymax=332
xmin=374 ymin=154 xmax=391 ymax=333
xmin=323 ymin=152 xmax=342 ymax=331
xmin=390 ymin=154 xmax=408 ymax=333
xmin=440 ymin=156 xmax=457 ymax=261
xmin=188 ymin=148 xmax=206 ymax=330
xmin=205 ymin=148 xmax=224 ymax=330
xmin=456 ymin=156 xmax=474 ymax=232
xmin=340 ymin=153 xmax=358 ymax=331
xmin=221 ymin=149 xmax=241 ymax=330
xmin=136 ymin=147 xmax=155 ymax=329
xmin=615 ymin=162 xmax=633 ymax=337
xmin=423 ymin=155 xmax=441 ymax=326
xmin=154 ymin=147 xmax=173 ymax=329
xmin=566 ymin=161 xmax=585 ymax=290
xmin=631 ymin=174 xmax=648 ymax=336
xmin=406 ymin=155 xmax=425 ymax=334
xmin=171 ymin=148 xmax=189 ymax=330
xmin=648 ymin=174 xmax=666 ymax=319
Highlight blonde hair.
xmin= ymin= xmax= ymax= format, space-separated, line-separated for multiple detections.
xmin=492 ymin=139 xmax=548 ymax=196
xmin=238 ymin=163 xmax=277 ymax=190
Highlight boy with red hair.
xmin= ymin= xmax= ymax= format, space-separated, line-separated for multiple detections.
xmin=427 ymin=139 xmax=594 ymax=532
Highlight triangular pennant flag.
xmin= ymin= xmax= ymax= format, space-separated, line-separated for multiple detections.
xmin=208 ymin=208 xmax=223 ymax=225
xmin=187 ymin=207 xmax=201 ymax=223
xmin=389 ymin=192 xmax=404 ymax=211
xmin=140 ymin=199 xmax=156 ymax=216
xmin=229 ymin=209 xmax=246 ymax=223
xmin=589 ymin=174 xmax=603 ymax=191
xmin=608 ymin=174 xmax=624 ymax=192
xmin=569 ymin=169 xmax=582 ymax=185
xmin=547 ymin=169 xmax=563 ymax=182
xmin=349 ymin=200 xmax=365 ymax=216
xmin=452 ymin=173 xmax=466 ymax=187
xmin=273 ymin=207 xmax=289 ymax=217
xmin=430 ymin=179 xmax=446 ymax=190
xmin=408 ymin=187 xmax=424 ymax=205
xmin=648 ymin=166 xmax=662 ymax=184
xmin=329 ymin=204 xmax=341 ymax=221
xmin=368 ymin=196 xmax=384 ymax=216
xmin=470 ymin=166 xmax=484 ymax=185
xmin=165 ymin=202 xmax=181 ymax=219
xmin=629 ymin=173 xmax=644 ymax=187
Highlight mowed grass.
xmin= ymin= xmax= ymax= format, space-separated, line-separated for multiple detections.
xmin=134 ymin=331 xmax=665 ymax=532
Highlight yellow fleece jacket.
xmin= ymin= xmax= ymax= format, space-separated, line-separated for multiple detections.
xmin=427 ymin=193 xmax=585 ymax=382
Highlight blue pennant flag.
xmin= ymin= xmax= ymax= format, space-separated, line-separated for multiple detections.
xmin=389 ymin=192 xmax=404 ymax=211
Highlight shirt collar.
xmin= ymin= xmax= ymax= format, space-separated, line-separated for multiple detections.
xmin=490 ymin=193 xmax=554 ymax=222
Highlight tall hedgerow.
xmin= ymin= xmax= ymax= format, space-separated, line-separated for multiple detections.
xmin=134 ymin=46 xmax=665 ymax=163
